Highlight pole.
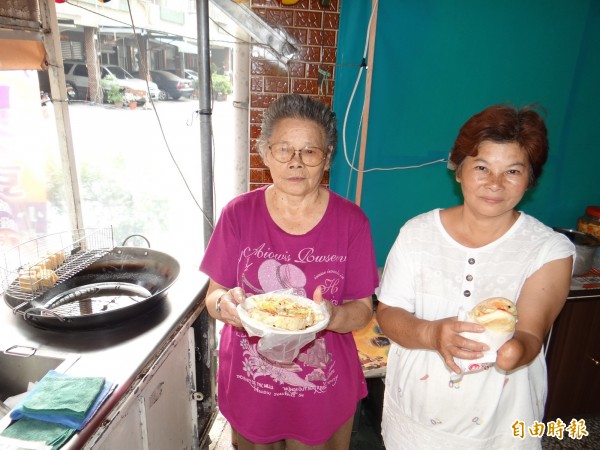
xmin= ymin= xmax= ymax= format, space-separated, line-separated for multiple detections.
xmin=39 ymin=0 xmax=84 ymax=231
xmin=197 ymin=0 xmax=215 ymax=248
xmin=355 ymin=0 xmax=378 ymax=206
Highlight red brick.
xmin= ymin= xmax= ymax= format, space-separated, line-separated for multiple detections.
xmin=250 ymin=110 xmax=263 ymax=124
xmin=324 ymin=12 xmax=339 ymax=29
xmin=288 ymin=27 xmax=308 ymax=46
xmin=296 ymin=45 xmax=321 ymax=63
xmin=249 ymin=168 xmax=265 ymax=183
xmin=250 ymin=153 xmax=265 ymax=167
xmin=307 ymin=63 xmax=334 ymax=79
xmin=288 ymin=61 xmax=306 ymax=78
xmin=292 ymin=78 xmax=319 ymax=95
xmin=307 ymin=29 xmax=336 ymax=47
xmin=265 ymin=9 xmax=294 ymax=27
xmin=250 ymin=76 xmax=264 ymax=92
xmin=250 ymin=123 xmax=263 ymax=139
xmin=251 ymin=93 xmax=278 ymax=108
xmin=308 ymin=0 xmax=339 ymax=10
xmin=263 ymin=76 xmax=290 ymax=93
xmin=321 ymin=47 xmax=337 ymax=64
xmin=295 ymin=11 xmax=322 ymax=28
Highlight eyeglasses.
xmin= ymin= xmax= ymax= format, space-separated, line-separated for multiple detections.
xmin=268 ymin=143 xmax=327 ymax=167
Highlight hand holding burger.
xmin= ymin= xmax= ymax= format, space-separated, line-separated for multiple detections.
xmin=453 ymin=297 xmax=518 ymax=377
xmin=468 ymin=297 xmax=518 ymax=333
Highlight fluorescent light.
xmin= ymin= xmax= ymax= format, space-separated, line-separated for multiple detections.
xmin=209 ymin=0 xmax=298 ymax=63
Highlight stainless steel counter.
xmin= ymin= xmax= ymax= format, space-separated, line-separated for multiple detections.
xmin=0 ymin=267 xmax=210 ymax=448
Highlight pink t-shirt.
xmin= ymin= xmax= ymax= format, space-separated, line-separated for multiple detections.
xmin=200 ymin=186 xmax=379 ymax=445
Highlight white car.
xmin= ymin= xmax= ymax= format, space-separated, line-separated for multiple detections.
xmin=64 ymin=61 xmax=160 ymax=103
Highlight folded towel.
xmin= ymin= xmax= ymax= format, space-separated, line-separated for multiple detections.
xmin=22 ymin=371 xmax=105 ymax=419
xmin=11 ymin=371 xmax=115 ymax=430
xmin=0 ymin=417 xmax=76 ymax=450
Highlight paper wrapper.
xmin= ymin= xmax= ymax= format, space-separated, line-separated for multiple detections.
xmin=451 ymin=306 xmax=514 ymax=380
xmin=237 ymin=290 xmax=330 ymax=364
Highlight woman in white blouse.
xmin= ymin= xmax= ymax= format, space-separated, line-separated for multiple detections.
xmin=376 ymin=104 xmax=575 ymax=450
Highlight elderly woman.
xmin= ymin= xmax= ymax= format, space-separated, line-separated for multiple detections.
xmin=200 ymin=94 xmax=379 ymax=449
xmin=376 ymin=104 xmax=575 ymax=450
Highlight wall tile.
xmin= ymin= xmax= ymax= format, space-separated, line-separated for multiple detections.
xmin=250 ymin=123 xmax=263 ymax=139
xmin=251 ymin=60 xmax=275 ymax=76
xmin=321 ymin=47 xmax=337 ymax=64
xmin=295 ymin=11 xmax=322 ymax=28
xmin=250 ymin=153 xmax=265 ymax=168
xmin=265 ymin=9 xmax=294 ymax=27
xmin=324 ymin=12 xmax=339 ymax=29
xmin=250 ymin=76 xmax=264 ymax=92
xmin=296 ymin=45 xmax=321 ymax=63
xmin=307 ymin=63 xmax=334 ymax=80
xmin=264 ymin=76 xmax=291 ymax=93
xmin=307 ymin=29 xmax=336 ymax=47
xmin=249 ymin=168 xmax=265 ymax=183
xmin=248 ymin=0 xmax=339 ymax=189
xmin=251 ymin=94 xmax=278 ymax=109
xmin=308 ymin=0 xmax=339 ymax=10
xmin=288 ymin=27 xmax=308 ymax=46
xmin=292 ymin=78 xmax=318 ymax=95
xmin=250 ymin=109 xmax=263 ymax=125
xmin=288 ymin=61 xmax=306 ymax=78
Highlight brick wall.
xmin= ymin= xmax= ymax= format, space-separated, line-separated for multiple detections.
xmin=248 ymin=0 xmax=340 ymax=190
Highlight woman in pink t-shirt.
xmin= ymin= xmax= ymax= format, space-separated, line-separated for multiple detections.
xmin=200 ymin=94 xmax=379 ymax=449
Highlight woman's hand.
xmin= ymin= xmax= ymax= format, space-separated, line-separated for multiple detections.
xmin=313 ymin=286 xmax=373 ymax=333
xmin=207 ymin=280 xmax=247 ymax=328
xmin=424 ymin=317 xmax=489 ymax=374
xmin=494 ymin=256 xmax=572 ymax=371
xmin=495 ymin=330 xmax=541 ymax=371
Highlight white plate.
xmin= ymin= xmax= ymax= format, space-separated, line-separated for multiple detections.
xmin=237 ymin=292 xmax=330 ymax=336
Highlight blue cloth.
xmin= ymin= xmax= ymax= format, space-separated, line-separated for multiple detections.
xmin=10 ymin=371 xmax=115 ymax=431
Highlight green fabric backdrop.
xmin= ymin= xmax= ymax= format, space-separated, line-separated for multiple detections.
xmin=331 ymin=0 xmax=600 ymax=267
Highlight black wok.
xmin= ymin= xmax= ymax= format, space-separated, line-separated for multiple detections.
xmin=4 ymin=246 xmax=180 ymax=330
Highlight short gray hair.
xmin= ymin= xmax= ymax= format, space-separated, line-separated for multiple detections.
xmin=256 ymin=94 xmax=338 ymax=159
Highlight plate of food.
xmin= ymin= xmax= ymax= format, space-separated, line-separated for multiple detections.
xmin=237 ymin=291 xmax=330 ymax=363
xmin=238 ymin=291 xmax=330 ymax=335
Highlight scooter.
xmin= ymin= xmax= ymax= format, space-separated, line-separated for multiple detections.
xmin=40 ymin=82 xmax=77 ymax=106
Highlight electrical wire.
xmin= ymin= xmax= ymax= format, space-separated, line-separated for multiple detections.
xmin=59 ymin=0 xmax=217 ymax=228
xmin=123 ymin=1 xmax=214 ymax=228
xmin=340 ymin=0 xmax=447 ymax=186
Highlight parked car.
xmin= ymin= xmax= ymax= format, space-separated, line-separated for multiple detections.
xmin=184 ymin=69 xmax=198 ymax=81
xmin=137 ymin=70 xmax=193 ymax=100
xmin=63 ymin=61 xmax=159 ymax=104
xmin=166 ymin=68 xmax=198 ymax=82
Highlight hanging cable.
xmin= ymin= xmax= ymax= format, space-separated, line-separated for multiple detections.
xmin=340 ymin=0 xmax=447 ymax=188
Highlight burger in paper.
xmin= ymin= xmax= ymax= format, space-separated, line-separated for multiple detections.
xmin=453 ymin=297 xmax=518 ymax=378
xmin=237 ymin=291 xmax=330 ymax=363
xmin=467 ymin=297 xmax=518 ymax=333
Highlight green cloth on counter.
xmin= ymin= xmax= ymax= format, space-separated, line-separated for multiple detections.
xmin=22 ymin=373 xmax=105 ymax=419
xmin=0 ymin=417 xmax=76 ymax=450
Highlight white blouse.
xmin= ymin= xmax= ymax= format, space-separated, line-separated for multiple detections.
xmin=377 ymin=209 xmax=575 ymax=450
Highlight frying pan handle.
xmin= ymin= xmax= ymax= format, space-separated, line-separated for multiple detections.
xmin=121 ymin=234 xmax=151 ymax=248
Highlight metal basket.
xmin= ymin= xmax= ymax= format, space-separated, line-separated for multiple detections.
xmin=0 ymin=228 xmax=114 ymax=305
